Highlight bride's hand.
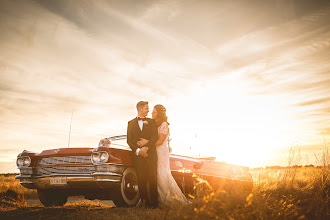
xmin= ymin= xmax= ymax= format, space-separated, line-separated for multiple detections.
xmin=137 ymin=138 xmax=149 ymax=147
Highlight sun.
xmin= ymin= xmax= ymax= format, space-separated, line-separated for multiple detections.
xmin=212 ymin=96 xmax=292 ymax=167
xmin=169 ymin=77 xmax=294 ymax=168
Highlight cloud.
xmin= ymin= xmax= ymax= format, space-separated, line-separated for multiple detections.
xmin=294 ymin=97 xmax=330 ymax=107
xmin=0 ymin=0 xmax=330 ymax=170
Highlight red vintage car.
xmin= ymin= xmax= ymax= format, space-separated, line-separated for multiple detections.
xmin=15 ymin=135 xmax=253 ymax=207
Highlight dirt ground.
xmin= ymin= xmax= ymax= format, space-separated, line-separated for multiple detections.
xmin=1 ymin=197 xmax=166 ymax=220
xmin=25 ymin=196 xmax=115 ymax=206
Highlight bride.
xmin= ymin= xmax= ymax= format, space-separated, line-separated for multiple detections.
xmin=138 ymin=104 xmax=187 ymax=206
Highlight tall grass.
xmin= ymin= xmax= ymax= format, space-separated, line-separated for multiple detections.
xmin=0 ymin=174 xmax=37 ymax=199
xmin=0 ymin=174 xmax=38 ymax=210
xmin=0 ymin=149 xmax=329 ymax=219
xmin=172 ymin=148 xmax=329 ymax=219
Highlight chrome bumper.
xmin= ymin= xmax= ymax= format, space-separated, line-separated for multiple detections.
xmin=15 ymin=172 xmax=122 ymax=189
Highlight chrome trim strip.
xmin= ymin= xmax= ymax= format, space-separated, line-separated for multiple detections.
xmin=17 ymin=171 xmax=123 ymax=178
xmin=66 ymin=176 xmax=95 ymax=182
xmin=20 ymin=181 xmax=33 ymax=184
xmin=21 ymin=173 xmax=123 ymax=178
xmin=170 ymin=155 xmax=200 ymax=162
xmin=95 ymin=163 xmax=124 ymax=166
xmin=91 ymin=172 xmax=122 ymax=176
xmin=108 ymin=135 xmax=127 ymax=141
xmin=15 ymin=174 xmax=32 ymax=179
xmin=95 ymin=179 xmax=121 ymax=182
xmin=171 ymin=170 xmax=253 ymax=182
xmin=18 ymin=175 xmax=123 ymax=189
xmin=34 ymin=173 xmax=93 ymax=178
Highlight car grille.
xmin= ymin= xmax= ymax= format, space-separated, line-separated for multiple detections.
xmin=34 ymin=166 xmax=95 ymax=176
xmin=37 ymin=156 xmax=92 ymax=165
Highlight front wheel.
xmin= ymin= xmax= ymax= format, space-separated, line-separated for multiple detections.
xmin=112 ymin=167 xmax=140 ymax=207
xmin=37 ymin=189 xmax=68 ymax=207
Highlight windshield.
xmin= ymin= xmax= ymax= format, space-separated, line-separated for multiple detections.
xmin=108 ymin=135 xmax=131 ymax=151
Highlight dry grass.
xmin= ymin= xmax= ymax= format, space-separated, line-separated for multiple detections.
xmin=1 ymin=149 xmax=329 ymax=219
xmin=179 ymin=148 xmax=329 ymax=220
xmin=0 ymin=174 xmax=38 ymax=211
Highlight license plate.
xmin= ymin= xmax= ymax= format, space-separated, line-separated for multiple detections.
xmin=50 ymin=177 xmax=67 ymax=185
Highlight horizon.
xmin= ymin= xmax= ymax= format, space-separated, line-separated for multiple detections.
xmin=1 ymin=0 xmax=330 ymax=173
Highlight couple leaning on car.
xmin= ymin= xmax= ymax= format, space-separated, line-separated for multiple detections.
xmin=127 ymin=101 xmax=187 ymax=208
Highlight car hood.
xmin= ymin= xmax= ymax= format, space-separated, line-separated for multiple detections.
xmin=35 ymin=148 xmax=94 ymax=158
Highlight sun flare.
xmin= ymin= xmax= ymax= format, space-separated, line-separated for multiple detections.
xmin=169 ymin=77 xmax=295 ymax=167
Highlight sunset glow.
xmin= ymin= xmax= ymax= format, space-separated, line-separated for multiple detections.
xmin=1 ymin=0 xmax=330 ymax=172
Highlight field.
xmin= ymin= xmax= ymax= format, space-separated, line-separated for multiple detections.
xmin=1 ymin=154 xmax=329 ymax=219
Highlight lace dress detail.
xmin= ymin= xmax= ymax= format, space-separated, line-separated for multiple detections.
xmin=157 ymin=122 xmax=187 ymax=206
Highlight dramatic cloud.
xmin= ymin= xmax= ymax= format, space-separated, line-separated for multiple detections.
xmin=0 ymin=0 xmax=329 ymax=172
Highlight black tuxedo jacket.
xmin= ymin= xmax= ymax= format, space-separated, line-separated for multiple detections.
xmin=127 ymin=117 xmax=158 ymax=155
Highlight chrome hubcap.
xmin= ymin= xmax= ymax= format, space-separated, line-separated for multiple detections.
xmin=123 ymin=173 xmax=138 ymax=200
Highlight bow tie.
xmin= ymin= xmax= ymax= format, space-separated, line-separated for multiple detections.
xmin=137 ymin=117 xmax=147 ymax=121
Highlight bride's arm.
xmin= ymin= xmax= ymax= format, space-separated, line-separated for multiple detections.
xmin=156 ymin=122 xmax=169 ymax=146
xmin=155 ymin=133 xmax=166 ymax=146
xmin=138 ymin=133 xmax=166 ymax=147
xmin=138 ymin=122 xmax=169 ymax=147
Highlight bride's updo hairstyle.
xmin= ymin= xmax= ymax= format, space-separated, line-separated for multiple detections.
xmin=154 ymin=104 xmax=169 ymax=127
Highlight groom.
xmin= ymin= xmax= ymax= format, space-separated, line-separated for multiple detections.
xmin=127 ymin=101 xmax=158 ymax=208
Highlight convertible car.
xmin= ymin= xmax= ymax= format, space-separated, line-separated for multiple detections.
xmin=15 ymin=135 xmax=253 ymax=207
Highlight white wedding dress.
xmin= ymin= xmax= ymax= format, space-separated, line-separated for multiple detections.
xmin=157 ymin=122 xmax=187 ymax=206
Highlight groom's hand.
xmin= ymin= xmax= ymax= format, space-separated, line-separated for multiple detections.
xmin=139 ymin=147 xmax=149 ymax=157
xmin=137 ymin=138 xmax=149 ymax=147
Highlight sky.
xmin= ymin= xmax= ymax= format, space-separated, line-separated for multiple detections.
xmin=0 ymin=0 xmax=329 ymax=173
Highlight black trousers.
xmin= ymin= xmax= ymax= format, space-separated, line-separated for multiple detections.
xmin=133 ymin=150 xmax=158 ymax=207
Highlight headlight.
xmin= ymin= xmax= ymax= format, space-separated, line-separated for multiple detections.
xmin=99 ymin=152 xmax=109 ymax=163
xmin=23 ymin=157 xmax=31 ymax=166
xmin=16 ymin=158 xmax=24 ymax=167
xmin=16 ymin=156 xmax=31 ymax=167
xmin=91 ymin=151 xmax=109 ymax=164
xmin=92 ymin=153 xmax=100 ymax=163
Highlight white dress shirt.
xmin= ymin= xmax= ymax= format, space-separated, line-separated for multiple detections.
xmin=136 ymin=116 xmax=145 ymax=155
xmin=138 ymin=118 xmax=144 ymax=131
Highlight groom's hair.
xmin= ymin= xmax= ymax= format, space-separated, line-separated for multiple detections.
xmin=136 ymin=101 xmax=148 ymax=110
